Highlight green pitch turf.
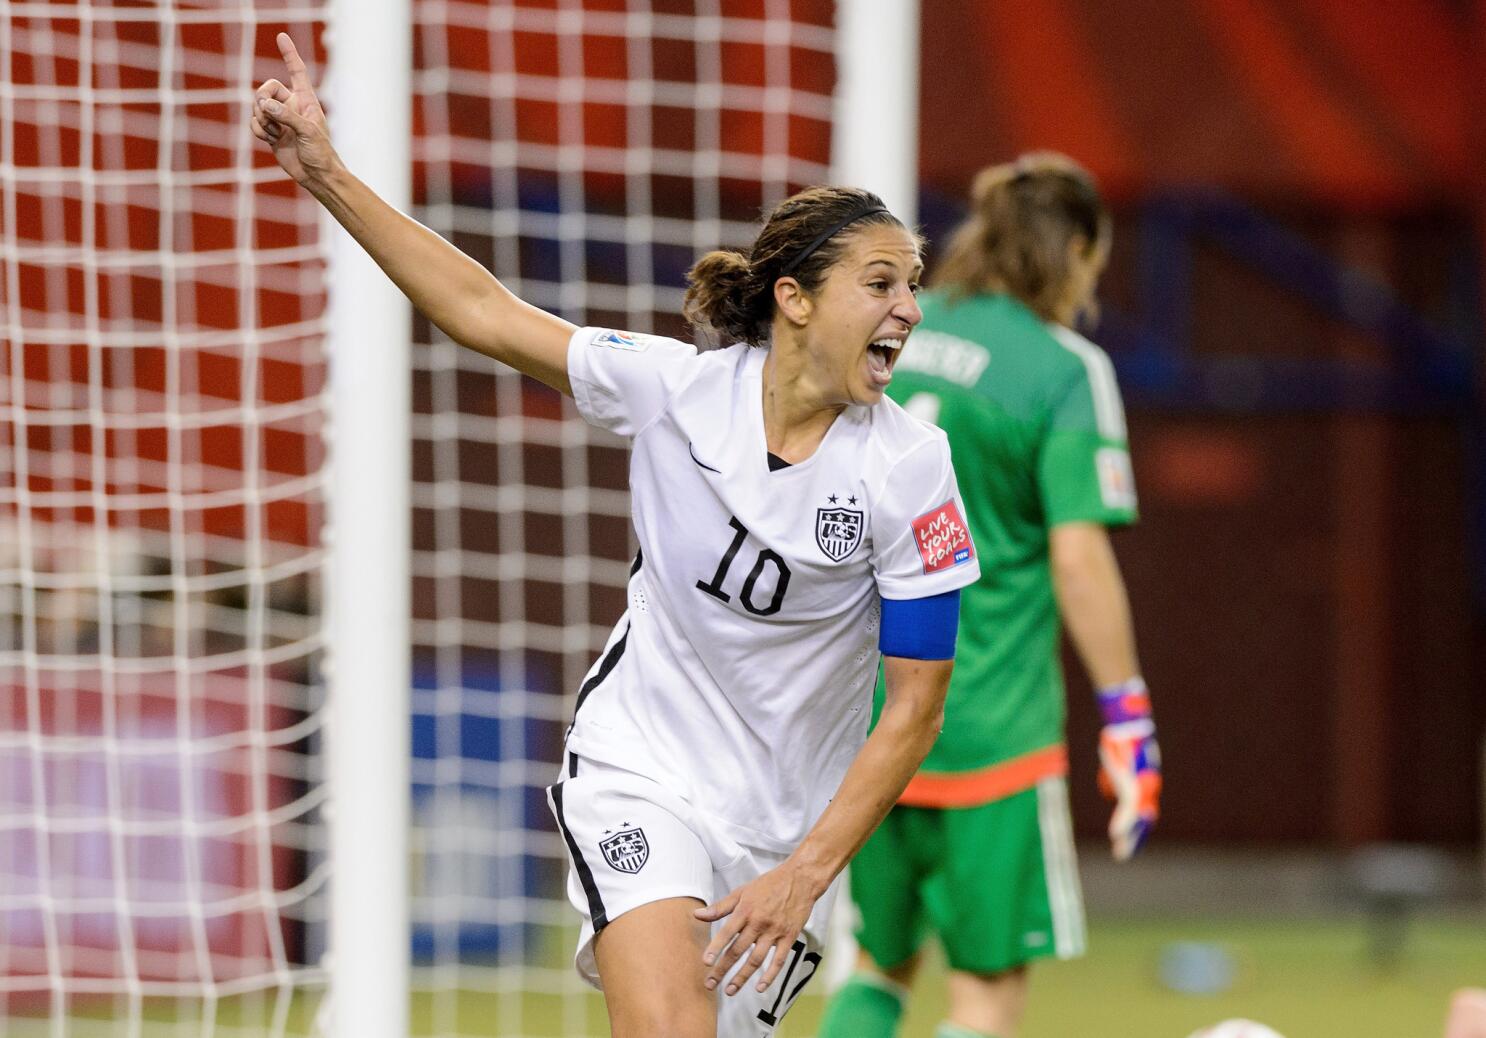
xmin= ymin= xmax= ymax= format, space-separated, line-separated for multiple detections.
xmin=411 ymin=911 xmax=1486 ymax=1036
xmin=11 ymin=912 xmax=1482 ymax=1036
xmin=788 ymin=912 xmax=1485 ymax=1038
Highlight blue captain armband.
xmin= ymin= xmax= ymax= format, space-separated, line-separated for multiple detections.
xmin=878 ymin=589 xmax=961 ymax=660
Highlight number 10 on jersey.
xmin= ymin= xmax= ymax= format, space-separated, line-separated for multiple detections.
xmin=696 ymin=516 xmax=792 ymax=616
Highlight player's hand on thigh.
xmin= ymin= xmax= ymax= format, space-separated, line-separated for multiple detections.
xmin=695 ymin=862 xmax=817 ymax=997
xmin=250 ymin=33 xmax=338 ymax=186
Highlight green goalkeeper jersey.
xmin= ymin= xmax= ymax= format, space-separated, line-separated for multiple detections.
xmin=875 ymin=291 xmax=1137 ymax=802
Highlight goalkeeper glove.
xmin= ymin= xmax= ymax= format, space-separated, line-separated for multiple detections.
xmin=1096 ymin=677 xmax=1161 ymax=861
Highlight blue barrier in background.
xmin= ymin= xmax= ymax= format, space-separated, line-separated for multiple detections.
xmin=410 ymin=656 xmax=562 ymax=962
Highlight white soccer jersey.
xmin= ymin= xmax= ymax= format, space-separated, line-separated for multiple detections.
xmin=564 ymin=326 xmax=980 ymax=852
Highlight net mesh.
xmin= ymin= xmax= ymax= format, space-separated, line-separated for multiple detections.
xmin=4 ymin=1 xmax=839 ymax=1034
xmin=407 ymin=1 xmax=835 ymax=1033
xmin=2 ymin=4 xmax=331 ymax=1034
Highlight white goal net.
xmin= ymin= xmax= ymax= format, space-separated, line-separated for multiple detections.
xmin=5 ymin=1 xmax=841 ymax=1035
xmin=2 ymin=4 xmax=331 ymax=1035
xmin=407 ymin=2 xmax=835 ymax=1034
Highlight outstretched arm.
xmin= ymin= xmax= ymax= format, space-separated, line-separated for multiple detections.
xmin=694 ymin=654 xmax=952 ymax=996
xmin=250 ymin=33 xmax=574 ymax=394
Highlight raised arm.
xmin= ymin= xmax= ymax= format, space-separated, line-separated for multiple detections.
xmin=250 ymin=33 xmax=574 ymax=394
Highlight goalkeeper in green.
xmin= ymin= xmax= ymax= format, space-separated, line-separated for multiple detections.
xmin=819 ymin=153 xmax=1161 ymax=1038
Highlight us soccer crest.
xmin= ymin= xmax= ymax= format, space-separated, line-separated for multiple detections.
xmin=598 ymin=827 xmax=649 ymax=874
xmin=816 ymin=506 xmax=864 ymax=562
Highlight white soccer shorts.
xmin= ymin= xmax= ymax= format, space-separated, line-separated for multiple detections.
xmin=547 ymin=755 xmax=837 ymax=1037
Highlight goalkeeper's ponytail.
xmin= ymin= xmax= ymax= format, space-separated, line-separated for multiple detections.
xmin=684 ymin=185 xmax=907 ymax=346
xmin=933 ymin=151 xmax=1110 ymax=328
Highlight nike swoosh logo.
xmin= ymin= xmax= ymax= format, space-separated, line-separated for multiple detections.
xmin=688 ymin=441 xmax=721 ymax=473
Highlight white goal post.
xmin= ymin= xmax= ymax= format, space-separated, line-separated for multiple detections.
xmin=832 ymin=0 xmax=920 ymax=225
xmin=322 ymin=1 xmax=412 ymax=1036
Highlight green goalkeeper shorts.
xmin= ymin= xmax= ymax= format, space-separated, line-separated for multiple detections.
xmin=849 ymin=776 xmax=1087 ymax=975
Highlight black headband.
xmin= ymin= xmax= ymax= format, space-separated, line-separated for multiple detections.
xmin=778 ymin=204 xmax=890 ymax=276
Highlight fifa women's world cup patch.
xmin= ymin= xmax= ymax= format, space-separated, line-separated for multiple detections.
xmin=590 ymin=328 xmax=650 ymax=352
xmin=911 ymin=500 xmax=974 ymax=573
xmin=1096 ymin=446 xmax=1136 ymax=509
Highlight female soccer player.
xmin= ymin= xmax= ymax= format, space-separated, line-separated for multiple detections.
xmin=819 ymin=153 xmax=1161 ymax=1038
xmin=252 ymin=34 xmax=979 ymax=1038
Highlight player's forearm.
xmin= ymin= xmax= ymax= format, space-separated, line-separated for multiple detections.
xmin=304 ymin=164 xmax=573 ymax=393
xmin=784 ymin=656 xmax=953 ymax=896
xmin=1051 ymin=524 xmax=1140 ymax=688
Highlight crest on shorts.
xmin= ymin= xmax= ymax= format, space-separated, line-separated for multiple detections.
xmin=815 ymin=507 xmax=864 ymax=562
xmin=598 ymin=827 xmax=649 ymax=874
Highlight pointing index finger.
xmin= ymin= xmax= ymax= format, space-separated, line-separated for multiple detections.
xmin=276 ymin=33 xmax=314 ymax=94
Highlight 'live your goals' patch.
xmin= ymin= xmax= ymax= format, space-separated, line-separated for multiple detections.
xmin=911 ymin=500 xmax=974 ymax=574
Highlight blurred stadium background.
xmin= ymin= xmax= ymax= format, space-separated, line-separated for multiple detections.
xmin=2 ymin=1 xmax=1482 ymax=1036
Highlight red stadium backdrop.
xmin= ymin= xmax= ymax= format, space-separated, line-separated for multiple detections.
xmin=3 ymin=16 xmax=326 ymax=546
xmin=918 ymin=0 xmax=1480 ymax=208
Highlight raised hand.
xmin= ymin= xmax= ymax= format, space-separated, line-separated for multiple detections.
xmin=250 ymin=33 xmax=337 ymax=186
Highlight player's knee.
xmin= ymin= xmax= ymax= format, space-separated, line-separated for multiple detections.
xmin=612 ymin=1022 xmax=710 ymax=1038
xmin=609 ymin=993 xmax=716 ymax=1038
xmin=857 ymin=946 xmax=922 ymax=986
xmin=611 ymin=1016 xmax=712 ymax=1038
xmin=947 ymin=964 xmax=1029 ymax=1035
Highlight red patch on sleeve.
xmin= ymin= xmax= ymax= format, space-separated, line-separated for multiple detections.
xmin=911 ymin=500 xmax=975 ymax=574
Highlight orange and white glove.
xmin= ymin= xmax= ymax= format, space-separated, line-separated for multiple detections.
xmin=1096 ymin=677 xmax=1161 ymax=861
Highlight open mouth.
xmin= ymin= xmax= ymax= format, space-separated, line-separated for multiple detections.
xmin=866 ymin=338 xmax=902 ymax=386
